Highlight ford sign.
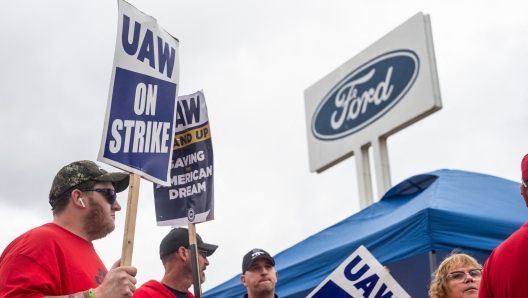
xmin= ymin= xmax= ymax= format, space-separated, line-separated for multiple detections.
xmin=312 ymin=50 xmax=419 ymax=140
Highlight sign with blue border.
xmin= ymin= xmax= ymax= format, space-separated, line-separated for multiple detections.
xmin=98 ymin=0 xmax=179 ymax=185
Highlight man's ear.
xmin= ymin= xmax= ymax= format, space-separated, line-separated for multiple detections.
xmin=177 ymin=246 xmax=189 ymax=261
xmin=70 ymin=189 xmax=85 ymax=209
xmin=240 ymin=275 xmax=248 ymax=286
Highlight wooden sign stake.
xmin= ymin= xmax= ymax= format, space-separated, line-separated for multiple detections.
xmin=188 ymin=223 xmax=203 ymax=298
xmin=121 ymin=173 xmax=141 ymax=266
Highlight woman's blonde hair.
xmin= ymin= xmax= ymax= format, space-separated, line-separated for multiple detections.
xmin=429 ymin=252 xmax=482 ymax=298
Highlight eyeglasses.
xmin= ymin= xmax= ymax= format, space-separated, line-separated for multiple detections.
xmin=522 ymin=180 xmax=528 ymax=188
xmin=446 ymin=269 xmax=482 ymax=282
xmin=79 ymin=188 xmax=117 ymax=205
xmin=186 ymin=247 xmax=208 ymax=259
xmin=198 ymin=250 xmax=208 ymax=259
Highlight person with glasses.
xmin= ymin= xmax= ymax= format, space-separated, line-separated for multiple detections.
xmin=240 ymin=248 xmax=278 ymax=298
xmin=0 ymin=160 xmax=137 ymax=297
xmin=134 ymin=227 xmax=218 ymax=298
xmin=478 ymin=154 xmax=528 ymax=298
xmin=429 ymin=252 xmax=483 ymax=298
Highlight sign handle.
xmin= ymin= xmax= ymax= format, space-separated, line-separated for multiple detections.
xmin=188 ymin=223 xmax=203 ymax=298
xmin=120 ymin=173 xmax=141 ymax=266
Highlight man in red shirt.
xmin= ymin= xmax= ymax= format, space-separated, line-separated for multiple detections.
xmin=0 ymin=160 xmax=138 ymax=297
xmin=134 ymin=228 xmax=218 ymax=298
xmin=479 ymin=154 xmax=528 ymax=298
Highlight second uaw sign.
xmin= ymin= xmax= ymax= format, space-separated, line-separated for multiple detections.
xmin=153 ymin=90 xmax=215 ymax=226
xmin=307 ymin=246 xmax=410 ymax=298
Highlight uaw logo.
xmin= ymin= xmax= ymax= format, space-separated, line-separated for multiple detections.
xmin=252 ymin=249 xmax=265 ymax=259
xmin=187 ymin=208 xmax=195 ymax=222
xmin=311 ymin=50 xmax=419 ymax=140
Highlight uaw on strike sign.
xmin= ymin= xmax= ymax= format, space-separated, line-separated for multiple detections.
xmin=153 ymin=90 xmax=214 ymax=226
xmin=308 ymin=246 xmax=410 ymax=298
xmin=98 ymin=0 xmax=179 ymax=185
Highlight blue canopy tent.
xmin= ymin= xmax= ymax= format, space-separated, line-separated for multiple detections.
xmin=205 ymin=170 xmax=526 ymax=297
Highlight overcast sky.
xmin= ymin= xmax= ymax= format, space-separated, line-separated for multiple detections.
xmin=1 ymin=0 xmax=527 ymax=294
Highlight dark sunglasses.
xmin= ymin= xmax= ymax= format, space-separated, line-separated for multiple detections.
xmin=197 ymin=250 xmax=208 ymax=259
xmin=522 ymin=180 xmax=528 ymax=188
xmin=79 ymin=188 xmax=117 ymax=205
xmin=186 ymin=247 xmax=208 ymax=259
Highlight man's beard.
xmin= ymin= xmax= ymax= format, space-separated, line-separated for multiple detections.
xmin=201 ymin=269 xmax=206 ymax=283
xmin=83 ymin=197 xmax=114 ymax=240
xmin=186 ymin=258 xmax=206 ymax=284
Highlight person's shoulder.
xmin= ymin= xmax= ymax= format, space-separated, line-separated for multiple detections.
xmin=485 ymin=221 xmax=528 ymax=264
xmin=134 ymin=280 xmax=168 ymax=297
xmin=19 ymin=223 xmax=66 ymax=239
xmin=136 ymin=279 xmax=161 ymax=290
xmin=3 ymin=224 xmax=55 ymax=251
xmin=137 ymin=280 xmax=162 ymax=288
xmin=1 ymin=223 xmax=74 ymax=260
xmin=498 ymin=222 xmax=528 ymax=247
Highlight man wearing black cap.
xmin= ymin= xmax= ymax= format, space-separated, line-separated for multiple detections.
xmin=0 ymin=160 xmax=137 ymax=297
xmin=134 ymin=227 xmax=218 ymax=298
xmin=240 ymin=248 xmax=278 ymax=298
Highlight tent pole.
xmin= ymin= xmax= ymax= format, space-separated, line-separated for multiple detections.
xmin=429 ymin=250 xmax=437 ymax=276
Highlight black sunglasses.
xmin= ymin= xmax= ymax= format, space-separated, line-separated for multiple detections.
xmin=79 ymin=188 xmax=117 ymax=205
xmin=522 ymin=180 xmax=528 ymax=188
xmin=185 ymin=247 xmax=208 ymax=259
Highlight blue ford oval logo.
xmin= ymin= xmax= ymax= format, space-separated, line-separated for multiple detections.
xmin=312 ymin=50 xmax=419 ymax=140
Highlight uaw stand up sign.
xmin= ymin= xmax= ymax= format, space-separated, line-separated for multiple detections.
xmin=304 ymin=12 xmax=441 ymax=208
xmin=153 ymin=90 xmax=214 ymax=227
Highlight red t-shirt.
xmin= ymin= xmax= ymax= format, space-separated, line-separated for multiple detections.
xmin=0 ymin=223 xmax=107 ymax=297
xmin=479 ymin=223 xmax=528 ymax=298
xmin=134 ymin=280 xmax=194 ymax=298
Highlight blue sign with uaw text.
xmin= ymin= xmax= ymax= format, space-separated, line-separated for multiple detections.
xmin=98 ymin=0 xmax=180 ymax=185
xmin=307 ymin=246 xmax=410 ymax=298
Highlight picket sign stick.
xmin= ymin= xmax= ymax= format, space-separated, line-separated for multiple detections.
xmin=120 ymin=173 xmax=141 ymax=266
xmin=188 ymin=223 xmax=203 ymax=298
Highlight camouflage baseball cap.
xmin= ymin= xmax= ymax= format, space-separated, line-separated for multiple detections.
xmin=49 ymin=160 xmax=130 ymax=207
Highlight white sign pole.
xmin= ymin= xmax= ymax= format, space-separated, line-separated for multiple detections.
xmin=373 ymin=137 xmax=392 ymax=197
xmin=355 ymin=145 xmax=374 ymax=209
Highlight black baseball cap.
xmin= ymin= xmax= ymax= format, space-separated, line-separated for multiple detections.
xmin=159 ymin=228 xmax=218 ymax=259
xmin=242 ymin=248 xmax=275 ymax=274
